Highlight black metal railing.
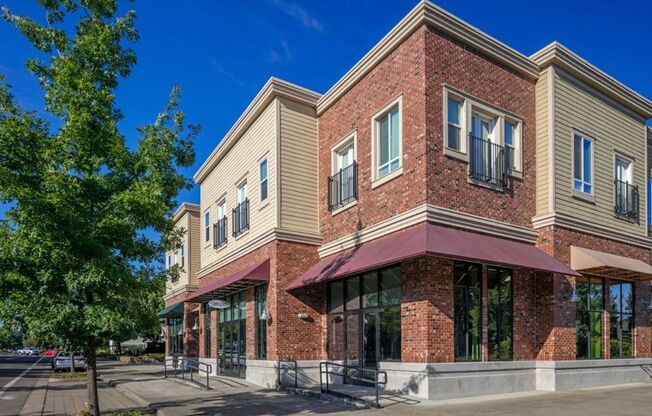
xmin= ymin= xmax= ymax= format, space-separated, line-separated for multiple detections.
xmin=277 ymin=359 xmax=298 ymax=389
xmin=164 ymin=355 xmax=212 ymax=390
xmin=469 ymin=134 xmax=507 ymax=188
xmin=232 ymin=199 xmax=249 ymax=236
xmin=328 ymin=162 xmax=358 ymax=211
xmin=319 ymin=361 xmax=387 ymax=408
xmin=213 ymin=217 xmax=228 ymax=249
xmin=614 ymin=180 xmax=639 ymax=222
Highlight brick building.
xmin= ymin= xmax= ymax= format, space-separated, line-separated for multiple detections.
xmin=160 ymin=1 xmax=652 ymax=400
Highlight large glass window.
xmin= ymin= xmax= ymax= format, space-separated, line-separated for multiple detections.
xmin=255 ymin=285 xmax=267 ymax=359
xmin=576 ymin=276 xmax=603 ymax=359
xmin=487 ymin=267 xmax=513 ymax=361
xmin=168 ymin=317 xmax=183 ymax=355
xmin=447 ymin=97 xmax=462 ymax=151
xmin=609 ymin=280 xmax=634 ymax=358
xmin=454 ymin=262 xmax=482 ymax=361
xmin=375 ymin=104 xmax=401 ymax=179
xmin=327 ymin=266 xmax=401 ymax=364
xmin=573 ymin=133 xmax=593 ymax=194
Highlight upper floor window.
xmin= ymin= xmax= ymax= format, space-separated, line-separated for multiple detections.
xmin=329 ymin=135 xmax=357 ymax=211
xmin=447 ymin=97 xmax=463 ymax=151
xmin=259 ymin=158 xmax=268 ymax=202
xmin=504 ymin=120 xmax=520 ymax=173
xmin=372 ymin=96 xmax=402 ymax=183
xmin=179 ymin=243 xmax=185 ymax=269
xmin=469 ymin=111 xmax=508 ymax=188
xmin=573 ymin=133 xmax=593 ymax=195
xmin=233 ymin=181 xmax=249 ymax=236
xmin=614 ymin=155 xmax=638 ymax=222
xmin=167 ymin=254 xmax=172 ymax=269
xmin=204 ymin=210 xmax=211 ymax=243
xmin=214 ymin=200 xmax=227 ymax=248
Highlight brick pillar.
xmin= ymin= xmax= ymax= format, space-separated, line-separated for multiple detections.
xmin=536 ymin=273 xmax=576 ymax=360
xmin=634 ymin=280 xmax=651 ymax=358
xmin=183 ymin=302 xmax=200 ymax=357
xmin=513 ymin=269 xmax=538 ymax=360
xmin=211 ymin=309 xmax=219 ymax=359
xmin=198 ymin=304 xmax=206 ymax=358
xmin=481 ymin=265 xmax=489 ymax=362
xmin=246 ymin=287 xmax=256 ymax=360
xmin=401 ymin=256 xmax=454 ymax=363
xmin=165 ymin=319 xmax=170 ymax=356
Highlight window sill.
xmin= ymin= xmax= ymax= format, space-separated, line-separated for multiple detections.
xmin=331 ymin=200 xmax=358 ymax=216
xmin=214 ymin=242 xmax=228 ymax=252
xmin=234 ymin=229 xmax=250 ymax=241
xmin=468 ymin=177 xmax=505 ymax=192
xmin=203 ymin=242 xmax=212 ymax=250
xmin=571 ymin=190 xmax=595 ymax=204
xmin=508 ymin=169 xmax=523 ymax=180
xmin=258 ymin=199 xmax=270 ymax=211
xmin=371 ymin=167 xmax=403 ymax=189
xmin=613 ymin=212 xmax=639 ymax=224
xmin=444 ymin=146 xmax=468 ymax=162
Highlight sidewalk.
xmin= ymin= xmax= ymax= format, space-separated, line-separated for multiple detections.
xmin=98 ymin=363 xmax=352 ymax=416
xmin=19 ymin=371 xmax=146 ymax=416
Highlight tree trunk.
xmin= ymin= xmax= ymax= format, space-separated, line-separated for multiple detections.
xmin=70 ymin=353 xmax=75 ymax=374
xmin=86 ymin=335 xmax=100 ymax=416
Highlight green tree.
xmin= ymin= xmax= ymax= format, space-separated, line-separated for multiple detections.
xmin=0 ymin=1 xmax=197 ymax=414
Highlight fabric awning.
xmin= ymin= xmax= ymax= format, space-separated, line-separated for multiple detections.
xmin=287 ymin=223 xmax=580 ymax=290
xmin=158 ymin=302 xmax=183 ymax=318
xmin=571 ymin=246 xmax=652 ymax=280
xmin=185 ymin=259 xmax=270 ymax=303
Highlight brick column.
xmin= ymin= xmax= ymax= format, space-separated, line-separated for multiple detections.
xmin=198 ymin=304 xmax=206 ymax=358
xmin=246 ymin=287 xmax=256 ymax=360
xmin=513 ymin=269 xmax=539 ymax=360
xmin=211 ymin=308 xmax=219 ymax=359
xmin=165 ymin=319 xmax=170 ymax=356
xmin=634 ymin=280 xmax=651 ymax=358
xmin=183 ymin=302 xmax=200 ymax=357
xmin=536 ymin=273 xmax=576 ymax=360
xmin=401 ymin=256 xmax=454 ymax=363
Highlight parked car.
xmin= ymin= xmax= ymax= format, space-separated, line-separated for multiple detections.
xmin=52 ymin=352 xmax=87 ymax=372
xmin=18 ymin=347 xmax=40 ymax=356
xmin=42 ymin=348 xmax=58 ymax=357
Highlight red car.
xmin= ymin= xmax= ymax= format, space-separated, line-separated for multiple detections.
xmin=42 ymin=348 xmax=58 ymax=357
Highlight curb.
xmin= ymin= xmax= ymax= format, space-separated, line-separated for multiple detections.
xmin=100 ymin=375 xmax=161 ymax=415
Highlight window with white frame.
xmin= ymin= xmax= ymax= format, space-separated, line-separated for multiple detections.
xmin=573 ymin=133 xmax=593 ymax=195
xmin=167 ymin=254 xmax=172 ymax=269
xmin=180 ymin=243 xmax=185 ymax=269
xmin=504 ymin=119 xmax=519 ymax=172
xmin=204 ymin=210 xmax=211 ymax=243
xmin=215 ymin=200 xmax=227 ymax=247
xmin=174 ymin=249 xmax=178 ymax=266
xmin=329 ymin=136 xmax=357 ymax=210
xmin=614 ymin=155 xmax=637 ymax=220
xmin=373 ymin=98 xmax=402 ymax=180
xmin=233 ymin=181 xmax=249 ymax=236
xmin=259 ymin=158 xmax=268 ymax=202
xmin=447 ymin=97 xmax=463 ymax=151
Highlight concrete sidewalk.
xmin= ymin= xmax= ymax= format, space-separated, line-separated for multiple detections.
xmin=19 ymin=372 xmax=147 ymax=416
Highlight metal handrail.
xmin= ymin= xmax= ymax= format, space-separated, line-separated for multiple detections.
xmin=328 ymin=162 xmax=358 ymax=211
xmin=277 ymin=359 xmax=298 ymax=389
xmin=164 ymin=355 xmax=212 ymax=390
xmin=212 ymin=217 xmax=228 ymax=249
xmin=642 ymin=365 xmax=652 ymax=379
xmin=614 ymin=179 xmax=639 ymax=223
xmin=469 ymin=134 xmax=507 ymax=188
xmin=232 ymin=199 xmax=250 ymax=236
xmin=319 ymin=361 xmax=387 ymax=408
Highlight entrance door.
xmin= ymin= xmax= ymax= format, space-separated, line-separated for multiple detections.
xmin=219 ymin=320 xmax=246 ymax=378
xmin=362 ymin=311 xmax=379 ymax=369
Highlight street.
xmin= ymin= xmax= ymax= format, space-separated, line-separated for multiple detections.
xmin=0 ymin=354 xmax=50 ymax=416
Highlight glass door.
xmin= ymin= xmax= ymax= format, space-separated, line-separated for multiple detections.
xmin=363 ymin=311 xmax=379 ymax=369
xmin=217 ymin=292 xmax=247 ymax=378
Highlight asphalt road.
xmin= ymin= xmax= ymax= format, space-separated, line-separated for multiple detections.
xmin=0 ymin=354 xmax=51 ymax=416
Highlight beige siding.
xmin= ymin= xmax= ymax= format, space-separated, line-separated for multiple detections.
xmin=279 ymin=98 xmax=319 ymax=234
xmin=200 ymin=101 xmax=279 ymax=269
xmin=188 ymin=211 xmax=200 ymax=286
xmin=553 ymin=68 xmax=647 ymax=236
xmin=165 ymin=210 xmax=200 ymax=295
xmin=535 ymin=68 xmax=551 ymax=216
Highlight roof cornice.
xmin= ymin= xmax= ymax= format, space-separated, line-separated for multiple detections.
xmin=316 ymin=0 xmax=539 ymax=115
xmin=193 ymin=77 xmax=321 ymax=184
xmin=531 ymin=42 xmax=652 ymax=118
xmin=172 ymin=202 xmax=200 ymax=223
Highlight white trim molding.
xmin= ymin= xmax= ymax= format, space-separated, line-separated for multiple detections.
xmin=531 ymin=42 xmax=652 ymax=118
xmin=532 ymin=212 xmax=652 ymax=249
xmin=163 ymin=284 xmax=198 ymax=301
xmin=194 ymin=78 xmax=321 ymax=184
xmin=316 ymin=1 xmax=539 ymax=115
xmin=318 ymin=204 xmax=538 ymax=258
xmin=172 ymin=202 xmax=200 ymax=223
xmin=196 ymin=228 xmax=322 ymax=279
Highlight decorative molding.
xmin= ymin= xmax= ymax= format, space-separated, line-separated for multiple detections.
xmin=163 ymin=284 xmax=198 ymax=301
xmin=196 ymin=228 xmax=322 ymax=278
xmin=316 ymin=1 xmax=539 ymax=115
xmin=194 ymin=78 xmax=321 ymax=184
xmin=172 ymin=202 xmax=200 ymax=223
xmin=547 ymin=67 xmax=556 ymax=213
xmin=318 ymin=204 xmax=538 ymax=258
xmin=531 ymin=42 xmax=652 ymax=118
xmin=532 ymin=212 xmax=652 ymax=249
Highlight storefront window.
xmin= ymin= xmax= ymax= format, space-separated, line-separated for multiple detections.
xmin=576 ymin=276 xmax=603 ymax=359
xmin=610 ymin=280 xmax=634 ymax=358
xmin=168 ymin=317 xmax=183 ymax=355
xmin=327 ymin=265 xmax=401 ymax=365
xmin=488 ymin=267 xmax=513 ymax=361
xmin=454 ymin=262 xmax=482 ymax=361
xmin=255 ymin=285 xmax=267 ymax=359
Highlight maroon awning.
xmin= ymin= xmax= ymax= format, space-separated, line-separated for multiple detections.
xmin=186 ymin=259 xmax=270 ymax=303
xmin=286 ymin=223 xmax=580 ymax=290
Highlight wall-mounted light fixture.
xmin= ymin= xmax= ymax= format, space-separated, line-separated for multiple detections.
xmin=297 ymin=312 xmax=309 ymax=320
xmin=192 ymin=318 xmax=199 ymax=331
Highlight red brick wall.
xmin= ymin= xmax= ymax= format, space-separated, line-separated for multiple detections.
xmin=424 ymin=27 xmax=536 ymax=227
xmin=318 ymin=26 xmax=428 ymax=245
xmin=183 ymin=302 xmax=199 ymax=357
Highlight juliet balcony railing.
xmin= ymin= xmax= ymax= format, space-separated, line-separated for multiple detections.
xmin=614 ymin=179 xmax=639 ymax=223
xmin=232 ymin=199 xmax=249 ymax=237
xmin=328 ymin=162 xmax=358 ymax=211
xmin=213 ymin=217 xmax=228 ymax=249
xmin=469 ymin=134 xmax=508 ymax=189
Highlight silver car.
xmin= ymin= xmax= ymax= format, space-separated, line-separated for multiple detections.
xmin=52 ymin=352 xmax=87 ymax=372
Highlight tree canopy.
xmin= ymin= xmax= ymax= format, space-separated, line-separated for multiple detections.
xmin=0 ymin=1 xmax=197 ymax=414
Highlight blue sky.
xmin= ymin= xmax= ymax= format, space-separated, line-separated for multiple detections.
xmin=1 ymin=0 xmax=651 ymax=213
